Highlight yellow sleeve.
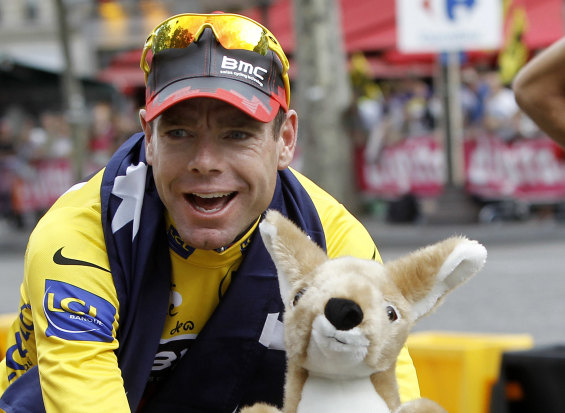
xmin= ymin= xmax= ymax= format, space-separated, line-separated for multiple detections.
xmin=20 ymin=171 xmax=130 ymax=412
xmin=289 ymin=169 xmax=381 ymax=262
xmin=291 ymin=168 xmax=421 ymax=402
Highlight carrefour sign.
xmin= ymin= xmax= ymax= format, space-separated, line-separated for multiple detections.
xmin=396 ymin=0 xmax=503 ymax=53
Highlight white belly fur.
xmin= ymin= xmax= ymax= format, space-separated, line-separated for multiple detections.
xmin=297 ymin=375 xmax=391 ymax=413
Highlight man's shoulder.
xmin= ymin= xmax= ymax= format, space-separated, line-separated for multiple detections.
xmin=288 ymin=169 xmax=377 ymax=260
xmin=288 ymin=168 xmax=343 ymax=208
xmin=288 ymin=168 xmax=355 ymax=222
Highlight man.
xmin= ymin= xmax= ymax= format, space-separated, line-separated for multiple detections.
xmin=513 ymin=37 xmax=565 ymax=147
xmin=0 ymin=13 xmax=419 ymax=412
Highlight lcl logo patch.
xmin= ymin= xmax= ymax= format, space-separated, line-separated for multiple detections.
xmin=43 ymin=279 xmax=116 ymax=342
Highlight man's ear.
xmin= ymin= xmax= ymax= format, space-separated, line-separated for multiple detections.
xmin=277 ymin=110 xmax=298 ymax=170
xmin=139 ymin=109 xmax=154 ymax=165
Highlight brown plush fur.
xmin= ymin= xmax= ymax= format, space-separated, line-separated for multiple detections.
xmin=240 ymin=210 xmax=487 ymax=413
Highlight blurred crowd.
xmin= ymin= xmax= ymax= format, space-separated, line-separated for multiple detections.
xmin=0 ymin=102 xmax=138 ymax=226
xmin=348 ymin=66 xmax=544 ymax=165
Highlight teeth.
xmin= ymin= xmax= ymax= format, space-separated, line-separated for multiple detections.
xmin=195 ymin=205 xmax=222 ymax=213
xmin=192 ymin=192 xmax=231 ymax=198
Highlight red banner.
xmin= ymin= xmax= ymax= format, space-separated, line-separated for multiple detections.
xmin=465 ymin=135 xmax=565 ymax=201
xmin=357 ymin=135 xmax=445 ymax=198
xmin=358 ymin=134 xmax=565 ymax=201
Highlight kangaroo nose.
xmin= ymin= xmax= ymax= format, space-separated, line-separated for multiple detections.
xmin=324 ymin=298 xmax=364 ymax=330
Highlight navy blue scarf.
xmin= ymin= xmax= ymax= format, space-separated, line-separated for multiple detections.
xmin=100 ymin=132 xmax=170 ymax=410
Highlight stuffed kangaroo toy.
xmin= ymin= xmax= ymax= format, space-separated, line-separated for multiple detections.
xmin=241 ymin=210 xmax=487 ymax=413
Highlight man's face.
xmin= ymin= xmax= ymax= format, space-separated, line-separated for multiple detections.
xmin=140 ymin=98 xmax=297 ymax=250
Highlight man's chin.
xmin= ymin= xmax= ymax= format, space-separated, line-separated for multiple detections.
xmin=178 ymin=229 xmax=234 ymax=251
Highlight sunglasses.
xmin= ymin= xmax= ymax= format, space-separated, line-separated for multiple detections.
xmin=140 ymin=13 xmax=291 ymax=108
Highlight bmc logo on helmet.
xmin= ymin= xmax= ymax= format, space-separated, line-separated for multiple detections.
xmin=221 ymin=56 xmax=268 ymax=81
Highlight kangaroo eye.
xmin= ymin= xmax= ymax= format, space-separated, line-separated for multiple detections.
xmin=292 ymin=288 xmax=306 ymax=307
xmin=386 ymin=305 xmax=398 ymax=322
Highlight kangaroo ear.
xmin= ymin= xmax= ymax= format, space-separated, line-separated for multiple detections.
xmin=386 ymin=236 xmax=487 ymax=320
xmin=259 ymin=210 xmax=328 ymax=305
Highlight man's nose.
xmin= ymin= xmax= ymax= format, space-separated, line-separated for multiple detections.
xmin=187 ymin=139 xmax=222 ymax=174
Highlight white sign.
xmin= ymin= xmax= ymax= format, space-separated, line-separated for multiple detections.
xmin=396 ymin=0 xmax=503 ymax=53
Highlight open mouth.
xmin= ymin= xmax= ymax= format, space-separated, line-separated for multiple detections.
xmin=185 ymin=192 xmax=236 ymax=213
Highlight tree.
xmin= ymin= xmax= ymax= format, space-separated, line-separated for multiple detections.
xmin=292 ymin=0 xmax=357 ymax=210
xmin=54 ymin=0 xmax=88 ymax=182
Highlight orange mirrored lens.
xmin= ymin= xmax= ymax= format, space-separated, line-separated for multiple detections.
xmin=152 ymin=15 xmax=270 ymax=56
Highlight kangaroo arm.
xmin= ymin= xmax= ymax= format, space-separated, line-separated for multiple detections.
xmin=283 ymin=364 xmax=309 ymax=413
xmin=371 ymin=365 xmax=401 ymax=411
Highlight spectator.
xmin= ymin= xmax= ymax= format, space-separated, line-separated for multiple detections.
xmin=483 ymin=71 xmax=521 ymax=141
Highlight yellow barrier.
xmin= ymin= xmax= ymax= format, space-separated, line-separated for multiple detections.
xmin=407 ymin=331 xmax=534 ymax=413
xmin=0 ymin=313 xmax=17 ymax=360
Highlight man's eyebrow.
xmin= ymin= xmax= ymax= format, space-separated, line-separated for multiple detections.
xmin=159 ymin=106 xmax=263 ymax=127
xmin=159 ymin=112 xmax=198 ymax=126
xmin=216 ymin=107 xmax=270 ymax=129
xmin=217 ymin=115 xmax=264 ymax=129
